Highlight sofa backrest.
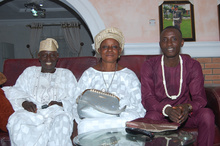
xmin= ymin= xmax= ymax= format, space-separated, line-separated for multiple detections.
xmin=57 ymin=57 xmax=97 ymax=81
xmin=3 ymin=55 xmax=160 ymax=86
xmin=118 ymin=55 xmax=158 ymax=80
xmin=3 ymin=58 xmax=40 ymax=86
xmin=3 ymin=57 xmax=97 ymax=86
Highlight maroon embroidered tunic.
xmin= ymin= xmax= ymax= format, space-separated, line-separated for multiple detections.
xmin=141 ymin=54 xmax=207 ymax=114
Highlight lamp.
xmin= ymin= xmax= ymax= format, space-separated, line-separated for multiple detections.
xmin=24 ymin=2 xmax=46 ymax=18
xmin=31 ymin=8 xmax=38 ymax=16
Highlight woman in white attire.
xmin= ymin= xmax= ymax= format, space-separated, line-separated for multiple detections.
xmin=75 ymin=27 xmax=146 ymax=135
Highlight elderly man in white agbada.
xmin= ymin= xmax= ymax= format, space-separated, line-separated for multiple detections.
xmin=3 ymin=38 xmax=77 ymax=146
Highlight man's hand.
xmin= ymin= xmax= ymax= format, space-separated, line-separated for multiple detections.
xmin=176 ymin=103 xmax=191 ymax=124
xmin=22 ymin=101 xmax=37 ymax=113
xmin=165 ymin=104 xmax=190 ymax=124
xmin=71 ymin=120 xmax=78 ymax=146
xmin=165 ymin=106 xmax=182 ymax=123
xmin=48 ymin=101 xmax=63 ymax=107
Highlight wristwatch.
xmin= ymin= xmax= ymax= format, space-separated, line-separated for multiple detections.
xmin=187 ymin=104 xmax=193 ymax=113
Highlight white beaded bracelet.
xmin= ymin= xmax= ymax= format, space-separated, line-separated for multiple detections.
xmin=162 ymin=104 xmax=172 ymax=117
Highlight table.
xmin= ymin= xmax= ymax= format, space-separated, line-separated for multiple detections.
xmin=73 ymin=128 xmax=196 ymax=146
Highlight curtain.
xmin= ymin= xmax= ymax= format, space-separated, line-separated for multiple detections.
xmin=29 ymin=23 xmax=43 ymax=58
xmin=62 ymin=22 xmax=82 ymax=57
xmin=42 ymin=25 xmax=71 ymax=57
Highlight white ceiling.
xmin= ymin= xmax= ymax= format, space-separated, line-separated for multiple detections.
xmin=0 ymin=0 xmax=76 ymax=20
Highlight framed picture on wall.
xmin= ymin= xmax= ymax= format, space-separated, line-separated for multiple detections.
xmin=218 ymin=4 xmax=220 ymax=40
xmin=159 ymin=1 xmax=195 ymax=41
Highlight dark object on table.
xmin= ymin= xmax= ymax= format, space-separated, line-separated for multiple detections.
xmin=126 ymin=127 xmax=155 ymax=138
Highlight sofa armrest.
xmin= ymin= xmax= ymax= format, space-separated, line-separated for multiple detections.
xmin=205 ymin=87 xmax=220 ymax=128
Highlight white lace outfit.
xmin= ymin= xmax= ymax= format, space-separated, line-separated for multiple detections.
xmin=3 ymin=66 xmax=77 ymax=146
xmin=75 ymin=67 xmax=146 ymax=134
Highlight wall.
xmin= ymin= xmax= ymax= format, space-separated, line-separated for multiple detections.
xmin=65 ymin=0 xmax=219 ymax=58
xmin=89 ymin=0 xmax=219 ymax=42
xmin=89 ymin=0 xmax=159 ymax=43
xmin=0 ymin=22 xmax=31 ymax=58
xmin=196 ymin=57 xmax=220 ymax=85
xmin=194 ymin=0 xmax=219 ymax=41
xmin=86 ymin=0 xmax=220 ymax=86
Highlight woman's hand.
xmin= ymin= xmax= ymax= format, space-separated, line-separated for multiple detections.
xmin=22 ymin=101 xmax=37 ymax=113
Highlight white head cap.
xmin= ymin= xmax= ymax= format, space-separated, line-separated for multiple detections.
xmin=39 ymin=38 xmax=58 ymax=52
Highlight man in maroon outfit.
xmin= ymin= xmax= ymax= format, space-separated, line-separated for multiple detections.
xmin=141 ymin=26 xmax=215 ymax=146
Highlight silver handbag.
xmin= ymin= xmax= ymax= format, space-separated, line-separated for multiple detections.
xmin=77 ymin=89 xmax=126 ymax=119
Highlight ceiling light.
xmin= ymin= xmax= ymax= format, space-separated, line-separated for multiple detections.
xmin=31 ymin=8 xmax=38 ymax=17
xmin=24 ymin=2 xmax=46 ymax=18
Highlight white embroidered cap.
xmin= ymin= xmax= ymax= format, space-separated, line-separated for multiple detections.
xmin=39 ymin=38 xmax=58 ymax=52
xmin=94 ymin=27 xmax=125 ymax=54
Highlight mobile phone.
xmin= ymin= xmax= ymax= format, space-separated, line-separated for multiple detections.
xmin=41 ymin=104 xmax=49 ymax=109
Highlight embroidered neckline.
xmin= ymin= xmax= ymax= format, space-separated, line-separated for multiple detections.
xmin=161 ymin=55 xmax=183 ymax=100
xmin=33 ymin=68 xmax=57 ymax=103
xmin=101 ymin=63 xmax=118 ymax=92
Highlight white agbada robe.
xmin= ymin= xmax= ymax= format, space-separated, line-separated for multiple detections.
xmin=3 ymin=66 xmax=77 ymax=146
xmin=75 ymin=67 xmax=146 ymax=134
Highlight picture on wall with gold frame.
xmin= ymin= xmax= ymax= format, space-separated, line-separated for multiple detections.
xmin=159 ymin=1 xmax=195 ymax=41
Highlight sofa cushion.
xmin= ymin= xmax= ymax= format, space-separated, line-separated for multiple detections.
xmin=0 ymin=129 xmax=10 ymax=145
xmin=0 ymin=88 xmax=14 ymax=132
xmin=205 ymin=87 xmax=220 ymax=128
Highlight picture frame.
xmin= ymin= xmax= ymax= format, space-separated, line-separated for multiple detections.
xmin=159 ymin=1 xmax=195 ymax=41
xmin=218 ymin=4 xmax=220 ymax=40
